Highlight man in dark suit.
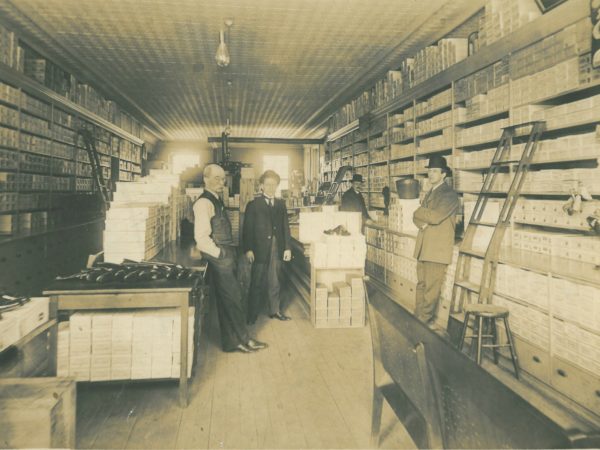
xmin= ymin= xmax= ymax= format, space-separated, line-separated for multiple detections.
xmin=412 ymin=155 xmax=459 ymax=328
xmin=340 ymin=173 xmax=370 ymax=222
xmin=243 ymin=170 xmax=292 ymax=324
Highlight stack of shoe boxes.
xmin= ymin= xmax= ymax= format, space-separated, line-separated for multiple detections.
xmin=111 ymin=313 xmax=133 ymax=380
xmin=90 ymin=314 xmax=112 ymax=381
xmin=313 ymin=278 xmax=365 ymax=329
xmin=58 ymin=309 xmax=194 ymax=381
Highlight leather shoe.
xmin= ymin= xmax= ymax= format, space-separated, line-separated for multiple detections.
xmin=246 ymin=339 xmax=268 ymax=350
xmin=269 ymin=312 xmax=291 ymax=321
xmin=226 ymin=344 xmax=255 ymax=353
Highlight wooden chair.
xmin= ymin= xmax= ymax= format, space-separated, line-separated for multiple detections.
xmin=366 ymin=278 xmax=446 ymax=449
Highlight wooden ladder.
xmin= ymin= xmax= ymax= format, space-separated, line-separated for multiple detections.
xmin=324 ymin=165 xmax=353 ymax=205
xmin=449 ymin=121 xmax=546 ymax=315
xmin=76 ymin=127 xmax=111 ymax=210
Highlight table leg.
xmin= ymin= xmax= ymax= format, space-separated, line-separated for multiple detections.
xmin=48 ymin=297 xmax=58 ymax=376
xmin=179 ymin=297 xmax=189 ymax=407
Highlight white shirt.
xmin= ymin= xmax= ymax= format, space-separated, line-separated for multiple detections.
xmin=193 ymin=189 xmax=222 ymax=258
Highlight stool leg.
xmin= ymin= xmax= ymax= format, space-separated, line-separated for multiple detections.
xmin=458 ymin=312 xmax=470 ymax=352
xmin=476 ymin=316 xmax=484 ymax=365
xmin=491 ymin=319 xmax=499 ymax=365
xmin=503 ymin=317 xmax=520 ymax=379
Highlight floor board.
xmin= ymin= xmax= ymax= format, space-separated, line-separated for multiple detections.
xmin=74 ymin=285 xmax=412 ymax=449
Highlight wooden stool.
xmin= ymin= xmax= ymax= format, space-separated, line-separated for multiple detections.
xmin=458 ymin=304 xmax=520 ymax=379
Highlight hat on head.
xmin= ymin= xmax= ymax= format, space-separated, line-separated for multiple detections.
xmin=425 ymin=155 xmax=450 ymax=171
xmin=352 ymin=174 xmax=364 ymax=182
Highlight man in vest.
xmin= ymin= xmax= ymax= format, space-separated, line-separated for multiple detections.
xmin=413 ymin=155 xmax=459 ymax=328
xmin=243 ymin=170 xmax=292 ymax=325
xmin=194 ymin=164 xmax=268 ymax=353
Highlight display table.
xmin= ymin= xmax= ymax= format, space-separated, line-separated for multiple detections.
xmin=43 ymin=276 xmax=204 ymax=407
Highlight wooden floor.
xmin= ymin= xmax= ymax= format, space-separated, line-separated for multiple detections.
xmin=76 ymin=287 xmax=415 ymax=449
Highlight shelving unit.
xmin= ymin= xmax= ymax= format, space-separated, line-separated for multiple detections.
xmin=0 ymin=23 xmax=147 ymax=295
xmin=321 ymin=0 xmax=600 ymax=419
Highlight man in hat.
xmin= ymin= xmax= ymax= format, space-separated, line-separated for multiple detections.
xmin=340 ymin=173 xmax=370 ymax=223
xmin=412 ymin=155 xmax=459 ymax=328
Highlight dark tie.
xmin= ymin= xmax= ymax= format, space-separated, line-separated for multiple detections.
xmin=267 ymin=197 xmax=273 ymax=207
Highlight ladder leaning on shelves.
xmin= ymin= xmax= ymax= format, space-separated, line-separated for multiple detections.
xmin=76 ymin=127 xmax=111 ymax=211
xmin=449 ymin=121 xmax=546 ymax=316
xmin=324 ymin=165 xmax=353 ymax=205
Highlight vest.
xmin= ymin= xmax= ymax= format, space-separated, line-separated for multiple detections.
xmin=197 ymin=190 xmax=233 ymax=246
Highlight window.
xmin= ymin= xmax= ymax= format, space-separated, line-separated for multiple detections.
xmin=171 ymin=153 xmax=200 ymax=175
xmin=262 ymin=155 xmax=289 ymax=194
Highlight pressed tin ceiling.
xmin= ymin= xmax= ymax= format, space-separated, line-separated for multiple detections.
xmin=0 ymin=0 xmax=483 ymax=141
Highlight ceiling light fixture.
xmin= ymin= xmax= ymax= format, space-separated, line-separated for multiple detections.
xmin=215 ymin=19 xmax=233 ymax=67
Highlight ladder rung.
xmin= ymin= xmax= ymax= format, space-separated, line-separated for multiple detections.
xmin=459 ymin=248 xmax=485 ymax=258
xmin=491 ymin=159 xmax=519 ymax=166
xmin=468 ymin=221 xmax=496 ymax=227
xmin=477 ymin=191 xmax=505 ymax=196
xmin=455 ymin=280 xmax=480 ymax=293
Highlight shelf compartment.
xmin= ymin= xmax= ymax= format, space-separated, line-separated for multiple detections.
xmin=416 ymin=146 xmax=452 ymax=156
xmin=498 ymin=247 xmax=600 ymax=287
xmin=415 ymin=103 xmax=452 ymax=120
xmin=455 ymin=109 xmax=509 ymax=127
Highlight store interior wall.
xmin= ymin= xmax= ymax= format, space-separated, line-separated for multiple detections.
xmin=229 ymin=142 xmax=304 ymax=180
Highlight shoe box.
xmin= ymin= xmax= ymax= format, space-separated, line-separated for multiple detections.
xmin=0 ymin=297 xmax=49 ymax=350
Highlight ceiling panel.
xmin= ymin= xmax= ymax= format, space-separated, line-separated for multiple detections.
xmin=0 ymin=0 xmax=484 ymax=140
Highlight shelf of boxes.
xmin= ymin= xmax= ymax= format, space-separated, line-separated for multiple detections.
xmin=415 ymin=87 xmax=452 ymax=119
xmin=342 ymin=4 xmax=600 ymax=414
xmin=416 ymin=128 xmax=453 ymax=155
xmin=0 ymin=60 xmax=147 ymax=240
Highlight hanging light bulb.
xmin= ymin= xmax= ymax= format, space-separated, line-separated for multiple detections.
xmin=215 ymin=29 xmax=230 ymax=67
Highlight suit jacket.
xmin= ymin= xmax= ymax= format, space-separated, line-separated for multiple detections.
xmin=413 ymin=182 xmax=459 ymax=265
xmin=340 ymin=188 xmax=369 ymax=220
xmin=243 ymin=196 xmax=291 ymax=264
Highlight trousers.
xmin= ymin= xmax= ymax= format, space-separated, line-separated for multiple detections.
xmin=247 ymin=236 xmax=282 ymax=323
xmin=205 ymin=247 xmax=250 ymax=351
xmin=415 ymin=260 xmax=448 ymax=323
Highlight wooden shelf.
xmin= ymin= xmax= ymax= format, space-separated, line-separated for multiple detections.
xmin=513 ymin=78 xmax=600 ymax=108
xmin=369 ymin=0 xmax=587 ymax=119
xmin=455 ymin=109 xmax=509 ymax=127
xmin=415 ymin=103 xmax=452 ymax=120
xmin=21 ymin=108 xmax=51 ymax=122
xmin=0 ymin=62 xmax=143 ymax=145
xmin=456 ymin=137 xmax=501 ymax=150
xmin=417 ymin=146 xmax=452 ymax=156
xmin=498 ymin=247 xmax=600 ymax=287
xmin=416 ymin=126 xmax=448 ymax=139
xmin=327 ymin=119 xmax=359 ymax=142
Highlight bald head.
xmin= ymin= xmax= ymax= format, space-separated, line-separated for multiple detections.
xmin=203 ymin=164 xmax=226 ymax=193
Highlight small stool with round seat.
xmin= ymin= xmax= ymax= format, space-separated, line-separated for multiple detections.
xmin=458 ymin=303 xmax=520 ymax=379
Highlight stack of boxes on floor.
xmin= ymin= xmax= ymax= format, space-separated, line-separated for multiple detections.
xmin=103 ymin=169 xmax=191 ymax=263
xmin=57 ymin=310 xmax=194 ymax=381
xmin=299 ymin=207 xmax=366 ymax=328
xmin=314 ymin=277 xmax=365 ymax=329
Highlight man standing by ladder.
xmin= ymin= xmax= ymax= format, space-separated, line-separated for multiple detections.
xmin=413 ymin=155 xmax=459 ymax=328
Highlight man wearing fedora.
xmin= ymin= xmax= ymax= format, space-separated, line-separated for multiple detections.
xmin=413 ymin=155 xmax=459 ymax=328
xmin=340 ymin=173 xmax=370 ymax=223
